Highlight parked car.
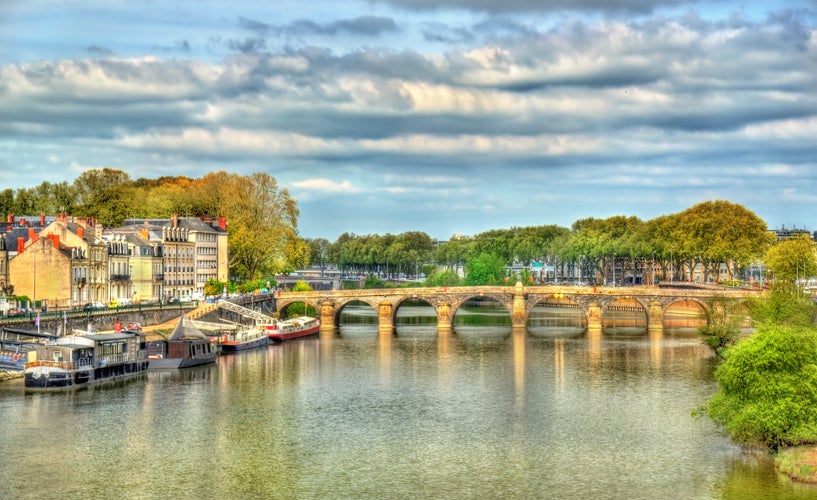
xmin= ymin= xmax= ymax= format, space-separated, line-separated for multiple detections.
xmin=165 ymin=297 xmax=180 ymax=305
xmin=83 ymin=302 xmax=105 ymax=311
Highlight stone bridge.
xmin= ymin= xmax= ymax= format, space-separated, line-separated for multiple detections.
xmin=276 ymin=282 xmax=759 ymax=333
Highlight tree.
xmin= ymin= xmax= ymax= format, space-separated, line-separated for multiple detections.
xmin=697 ymin=296 xmax=745 ymax=359
xmin=208 ymin=172 xmax=299 ymax=280
xmin=465 ymin=253 xmax=507 ymax=285
xmin=72 ymin=168 xmax=134 ymax=226
xmin=747 ymin=282 xmax=816 ymax=328
xmin=672 ymin=200 xmax=771 ymax=282
xmin=702 ymin=324 xmax=817 ymax=451
xmin=763 ymin=234 xmax=817 ymax=283
xmin=425 ymin=269 xmax=461 ymax=287
xmin=307 ymin=238 xmax=331 ymax=274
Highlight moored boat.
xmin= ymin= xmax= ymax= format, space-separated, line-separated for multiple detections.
xmin=147 ymin=316 xmax=218 ymax=369
xmin=1 ymin=328 xmax=57 ymax=371
xmin=218 ymin=326 xmax=269 ymax=353
xmin=24 ymin=331 xmax=149 ymax=390
xmin=266 ymin=316 xmax=320 ymax=342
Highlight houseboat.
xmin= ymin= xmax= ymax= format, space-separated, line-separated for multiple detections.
xmin=147 ymin=316 xmax=218 ymax=369
xmin=218 ymin=325 xmax=269 ymax=353
xmin=24 ymin=331 xmax=149 ymax=390
xmin=1 ymin=328 xmax=56 ymax=371
xmin=266 ymin=316 xmax=321 ymax=342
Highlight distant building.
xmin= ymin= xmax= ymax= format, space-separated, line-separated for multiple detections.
xmin=770 ymin=226 xmax=816 ymax=241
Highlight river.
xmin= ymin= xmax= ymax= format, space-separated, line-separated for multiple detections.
xmin=0 ymin=303 xmax=815 ymax=499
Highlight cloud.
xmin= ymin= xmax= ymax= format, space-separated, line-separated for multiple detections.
xmin=371 ymin=0 xmax=692 ymax=14
xmin=291 ymin=178 xmax=364 ymax=193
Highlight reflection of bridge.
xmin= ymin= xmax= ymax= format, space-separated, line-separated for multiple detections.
xmin=277 ymin=282 xmax=759 ymax=332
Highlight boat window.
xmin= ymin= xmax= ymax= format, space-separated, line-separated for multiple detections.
xmin=53 ymin=351 xmax=63 ymax=362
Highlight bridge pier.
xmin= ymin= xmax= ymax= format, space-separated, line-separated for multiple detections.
xmin=648 ymin=301 xmax=664 ymax=331
xmin=587 ymin=302 xmax=603 ymax=330
xmin=512 ymin=281 xmax=526 ymax=329
xmin=320 ymin=301 xmax=336 ymax=330
xmin=437 ymin=302 xmax=453 ymax=331
xmin=378 ymin=302 xmax=394 ymax=333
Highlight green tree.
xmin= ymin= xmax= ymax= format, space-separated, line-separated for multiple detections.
xmin=72 ymin=167 xmax=134 ymax=226
xmin=763 ymin=234 xmax=817 ymax=283
xmin=425 ymin=269 xmax=461 ymax=287
xmin=672 ymin=200 xmax=771 ymax=282
xmin=210 ymin=172 xmax=299 ymax=280
xmin=702 ymin=324 xmax=817 ymax=450
xmin=698 ymin=296 xmax=745 ymax=359
xmin=204 ymin=279 xmax=226 ymax=297
xmin=747 ymin=282 xmax=816 ymax=328
xmin=465 ymin=253 xmax=507 ymax=285
xmin=291 ymin=281 xmax=313 ymax=292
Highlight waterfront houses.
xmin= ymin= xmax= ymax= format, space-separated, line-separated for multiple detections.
xmin=0 ymin=212 xmax=228 ymax=311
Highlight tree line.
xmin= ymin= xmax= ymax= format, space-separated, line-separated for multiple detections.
xmin=308 ymin=200 xmax=812 ymax=286
xmin=5 ymin=171 xmax=814 ymax=286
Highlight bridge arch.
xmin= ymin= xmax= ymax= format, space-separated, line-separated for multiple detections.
xmin=525 ymin=293 xmax=588 ymax=330
xmin=663 ymin=298 xmax=707 ymax=329
xmin=603 ymin=297 xmax=648 ymax=333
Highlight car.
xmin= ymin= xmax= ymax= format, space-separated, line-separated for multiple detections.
xmin=165 ymin=297 xmax=180 ymax=305
xmin=83 ymin=302 xmax=105 ymax=311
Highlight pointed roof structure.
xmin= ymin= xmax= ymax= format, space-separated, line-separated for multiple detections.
xmin=168 ymin=315 xmax=209 ymax=341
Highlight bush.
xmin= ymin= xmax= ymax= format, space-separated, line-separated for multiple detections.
xmin=702 ymin=324 xmax=817 ymax=450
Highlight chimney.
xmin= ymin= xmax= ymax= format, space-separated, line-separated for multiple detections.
xmin=28 ymin=227 xmax=36 ymax=241
xmin=6 ymin=214 xmax=12 ymax=223
xmin=40 ymin=213 xmax=45 ymax=226
xmin=52 ymin=234 xmax=60 ymax=249
xmin=172 ymin=214 xmax=179 ymax=228
xmin=78 ymin=226 xmax=85 ymax=239
xmin=17 ymin=237 xmax=24 ymax=253
xmin=218 ymin=215 xmax=227 ymax=231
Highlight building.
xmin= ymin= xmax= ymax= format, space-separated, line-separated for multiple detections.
xmin=123 ymin=215 xmax=228 ymax=300
xmin=7 ymin=231 xmax=72 ymax=310
xmin=770 ymin=226 xmax=816 ymax=241
xmin=1 ymin=212 xmax=229 ymax=308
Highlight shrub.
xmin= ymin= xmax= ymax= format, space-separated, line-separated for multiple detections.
xmin=702 ymin=324 xmax=817 ymax=450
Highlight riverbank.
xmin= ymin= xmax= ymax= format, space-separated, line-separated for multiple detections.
xmin=776 ymin=445 xmax=817 ymax=483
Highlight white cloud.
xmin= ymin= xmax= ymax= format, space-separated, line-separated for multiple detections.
xmin=290 ymin=178 xmax=364 ymax=193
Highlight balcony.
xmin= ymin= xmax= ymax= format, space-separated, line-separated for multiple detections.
xmin=110 ymin=274 xmax=131 ymax=282
xmin=75 ymin=277 xmax=87 ymax=287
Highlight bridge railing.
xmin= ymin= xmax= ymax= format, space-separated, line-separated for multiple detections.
xmin=278 ymin=284 xmax=760 ymax=300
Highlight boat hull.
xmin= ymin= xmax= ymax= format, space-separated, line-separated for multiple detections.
xmin=219 ymin=335 xmax=269 ymax=352
xmin=267 ymin=317 xmax=321 ymax=342
xmin=24 ymin=361 xmax=149 ymax=390
xmin=267 ymin=323 xmax=320 ymax=342
xmin=146 ymin=338 xmax=218 ymax=370
xmin=148 ymin=354 xmax=217 ymax=369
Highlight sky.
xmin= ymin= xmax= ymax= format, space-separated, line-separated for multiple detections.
xmin=0 ymin=1 xmax=815 ymax=241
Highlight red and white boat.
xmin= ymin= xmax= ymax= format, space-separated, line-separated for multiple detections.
xmin=266 ymin=316 xmax=320 ymax=342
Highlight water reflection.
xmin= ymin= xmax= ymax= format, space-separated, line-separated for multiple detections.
xmin=2 ymin=310 xmax=815 ymax=499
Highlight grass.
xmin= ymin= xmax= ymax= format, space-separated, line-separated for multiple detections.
xmin=776 ymin=445 xmax=817 ymax=483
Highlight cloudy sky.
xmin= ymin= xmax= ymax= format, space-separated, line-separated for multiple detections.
xmin=1 ymin=1 xmax=815 ymax=240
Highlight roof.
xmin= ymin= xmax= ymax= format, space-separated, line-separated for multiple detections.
xmin=168 ymin=315 xmax=209 ymax=341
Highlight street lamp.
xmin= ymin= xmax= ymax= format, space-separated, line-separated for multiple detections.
xmin=612 ymin=253 xmax=616 ymax=286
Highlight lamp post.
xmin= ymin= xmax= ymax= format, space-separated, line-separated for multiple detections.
xmin=612 ymin=253 xmax=616 ymax=286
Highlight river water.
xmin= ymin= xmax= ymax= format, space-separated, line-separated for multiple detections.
xmin=0 ymin=304 xmax=815 ymax=499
